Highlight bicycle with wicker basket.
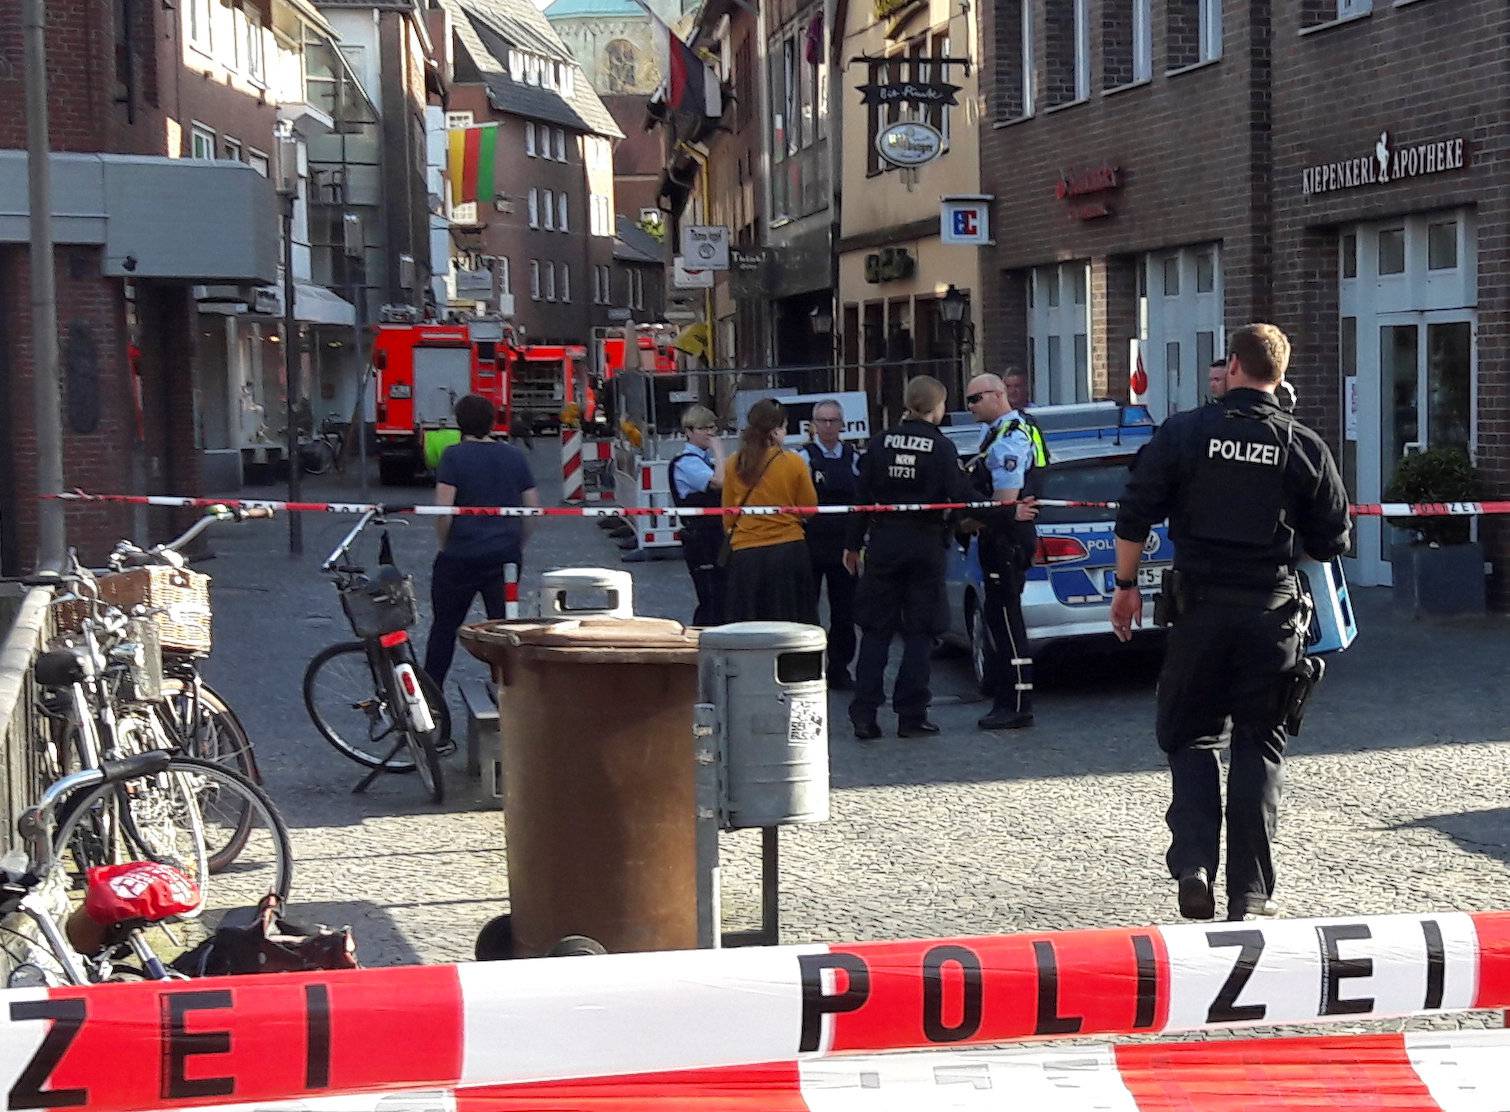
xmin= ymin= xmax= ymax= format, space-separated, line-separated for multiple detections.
xmin=301 ymin=509 xmax=451 ymax=803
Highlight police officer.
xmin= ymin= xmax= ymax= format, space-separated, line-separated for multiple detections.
xmin=1003 ymin=368 xmax=1051 ymax=468
xmin=962 ymin=372 xmax=1043 ymax=731
xmin=670 ymin=404 xmax=725 ymax=626
xmin=1110 ymin=323 xmax=1350 ymax=922
xmin=844 ymin=376 xmax=970 ymax=740
xmin=802 ymin=399 xmax=861 ymax=689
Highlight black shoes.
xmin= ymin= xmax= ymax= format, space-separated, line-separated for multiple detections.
xmin=978 ymin=705 xmax=1034 ymax=730
xmin=1177 ymin=867 xmax=1216 ymax=921
xmin=850 ymin=715 xmax=881 ymax=741
xmin=897 ymin=719 xmax=940 ymax=738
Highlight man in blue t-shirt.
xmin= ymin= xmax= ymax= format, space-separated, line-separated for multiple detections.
xmin=424 ymin=394 xmax=539 ymax=685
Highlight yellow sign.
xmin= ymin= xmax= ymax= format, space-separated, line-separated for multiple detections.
xmin=873 ymin=0 xmax=924 ymax=23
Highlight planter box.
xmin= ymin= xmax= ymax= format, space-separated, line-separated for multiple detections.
xmin=1390 ymin=541 xmax=1487 ymax=617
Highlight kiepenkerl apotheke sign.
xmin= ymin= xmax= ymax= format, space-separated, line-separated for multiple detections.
xmin=1301 ymin=131 xmax=1468 ymax=197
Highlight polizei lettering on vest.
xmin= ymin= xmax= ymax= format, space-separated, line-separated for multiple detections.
xmin=1208 ymin=438 xmax=1281 ymax=466
xmin=884 ymin=434 xmax=936 ymax=453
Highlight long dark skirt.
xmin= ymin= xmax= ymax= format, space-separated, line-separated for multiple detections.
xmin=724 ymin=540 xmax=818 ymax=625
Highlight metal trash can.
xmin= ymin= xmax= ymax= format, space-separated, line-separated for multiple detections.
xmin=698 ymin=622 xmax=830 ymax=828
xmin=460 ymin=616 xmax=700 ymax=957
xmin=536 ymin=567 xmax=634 ymax=619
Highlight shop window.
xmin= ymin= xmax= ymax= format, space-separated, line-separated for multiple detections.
xmin=1162 ymin=256 xmax=1180 ymax=296
xmin=1102 ymin=0 xmax=1151 ymax=89
xmin=1167 ymin=0 xmax=1220 ymax=71
xmin=1427 ymin=220 xmax=1457 ymax=271
xmin=1044 ymin=0 xmax=1089 ymax=107
xmin=992 ymin=0 xmax=1035 ymax=121
xmin=1196 ymin=249 xmax=1214 ymax=293
xmin=1378 ymin=227 xmax=1405 ymax=275
xmin=1341 ymin=233 xmax=1358 ymax=279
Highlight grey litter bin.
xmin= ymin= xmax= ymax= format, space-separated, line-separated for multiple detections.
xmin=536 ymin=567 xmax=634 ymax=619
xmin=698 ymin=621 xmax=830 ymax=828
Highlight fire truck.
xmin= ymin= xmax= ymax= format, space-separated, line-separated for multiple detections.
xmin=370 ymin=310 xmax=586 ymax=485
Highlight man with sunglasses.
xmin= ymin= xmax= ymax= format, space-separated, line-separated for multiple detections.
xmin=961 ymin=372 xmax=1042 ymax=731
xmin=802 ymin=400 xmax=861 ymax=688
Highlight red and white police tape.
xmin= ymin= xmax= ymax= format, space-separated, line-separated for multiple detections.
xmin=40 ymin=491 xmax=1510 ymax=519
xmin=3 ymin=911 xmax=1509 ymax=1112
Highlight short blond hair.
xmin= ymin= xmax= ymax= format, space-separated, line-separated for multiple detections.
xmin=681 ymin=404 xmax=716 ymax=431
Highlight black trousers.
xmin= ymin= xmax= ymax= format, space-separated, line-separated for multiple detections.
xmin=811 ymin=554 xmax=857 ymax=678
xmin=424 ymin=551 xmax=513 ymax=686
xmin=850 ymin=531 xmax=946 ymax=723
xmin=982 ymin=563 xmax=1032 ymax=713
xmin=1156 ymin=595 xmax=1304 ymax=915
xmin=681 ymin=524 xmax=726 ymax=628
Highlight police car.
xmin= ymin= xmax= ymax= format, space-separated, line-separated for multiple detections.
xmin=941 ymin=403 xmax=1171 ymax=691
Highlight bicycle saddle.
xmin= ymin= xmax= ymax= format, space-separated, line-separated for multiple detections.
xmin=32 ymin=649 xmax=87 ymax=689
xmin=83 ymin=861 xmax=201 ymax=927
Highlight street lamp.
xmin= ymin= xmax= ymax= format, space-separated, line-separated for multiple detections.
xmin=940 ymin=284 xmax=974 ymax=381
xmin=275 ymin=133 xmax=303 ymax=556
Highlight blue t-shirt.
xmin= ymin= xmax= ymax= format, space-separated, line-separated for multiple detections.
xmin=437 ymin=439 xmax=536 ymax=563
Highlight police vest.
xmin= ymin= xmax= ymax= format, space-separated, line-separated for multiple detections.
xmin=1178 ymin=407 xmax=1294 ymax=555
xmin=670 ymin=451 xmax=722 ymax=541
xmin=969 ymin=417 xmax=1045 ymax=498
xmin=802 ymin=443 xmax=858 ymax=558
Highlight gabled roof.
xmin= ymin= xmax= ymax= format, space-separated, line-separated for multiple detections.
xmin=439 ymin=0 xmax=624 ymax=138
xmin=613 ymin=214 xmax=664 ymax=264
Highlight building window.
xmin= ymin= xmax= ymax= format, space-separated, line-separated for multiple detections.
xmin=559 ymin=264 xmax=570 ymax=303
xmin=528 ymin=188 xmax=539 ymax=228
xmin=992 ymin=0 xmax=1034 ymax=121
xmin=557 ymin=192 xmax=568 ymax=232
xmin=772 ymin=15 xmax=827 ymax=212
xmin=187 ymin=0 xmax=212 ymax=51
xmin=1028 ymin=262 xmax=1092 ymax=405
xmin=1142 ymin=245 xmax=1224 ymax=417
xmin=1103 ymin=0 xmax=1151 ymax=88
xmin=246 ymin=13 xmax=265 ymax=83
xmin=553 ymin=128 xmax=566 ymax=161
xmin=544 ymin=262 xmax=556 ymax=301
xmin=525 ymin=122 xmax=536 ymax=156
xmin=230 ymin=5 xmax=246 ymax=71
xmin=495 ymin=257 xmax=511 ymax=294
xmin=1378 ymin=226 xmax=1406 ymax=275
xmin=1306 ymin=0 xmax=1371 ymax=27
xmin=1427 ymin=220 xmax=1458 ymax=270
xmin=1163 ymin=255 xmax=1180 ymax=296
xmin=632 ymin=269 xmax=644 ymax=309
xmin=1044 ymin=0 xmax=1088 ymax=107
xmin=247 ymin=149 xmax=269 ymax=177
xmin=542 ymin=188 xmax=555 ymax=230
xmin=530 ymin=260 xmax=541 ymax=300
xmin=1195 ymin=248 xmax=1215 ymax=293
xmin=1168 ymin=0 xmax=1221 ymax=70
xmin=222 ymin=137 xmax=243 ymax=162
xmin=1341 ymin=233 xmax=1358 ymax=279
xmin=606 ymin=39 xmax=638 ymax=92
xmin=190 ymin=124 xmax=216 ymax=159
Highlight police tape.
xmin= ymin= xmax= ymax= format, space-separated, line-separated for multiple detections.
xmin=3 ymin=910 xmax=1508 ymax=1112
xmin=40 ymin=491 xmax=1510 ymax=519
xmin=130 ymin=1029 xmax=1510 ymax=1112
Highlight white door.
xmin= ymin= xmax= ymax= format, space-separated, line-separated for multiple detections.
xmin=1350 ymin=311 xmax=1475 ymax=585
xmin=1026 ymin=261 xmax=1091 ymax=406
xmin=1142 ymin=244 xmax=1222 ymax=420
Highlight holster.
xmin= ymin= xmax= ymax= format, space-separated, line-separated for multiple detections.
xmin=1280 ymin=655 xmax=1326 ymax=737
xmin=1152 ymin=568 xmax=1186 ymax=628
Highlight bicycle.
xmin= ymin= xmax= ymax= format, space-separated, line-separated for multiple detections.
xmin=1 ymin=751 xmax=291 ymax=986
xmin=299 ymin=416 xmax=348 ymax=477
xmin=302 ymin=509 xmax=451 ymax=803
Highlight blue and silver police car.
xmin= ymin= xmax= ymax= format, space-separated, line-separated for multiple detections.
xmin=941 ymin=402 xmax=1171 ymax=692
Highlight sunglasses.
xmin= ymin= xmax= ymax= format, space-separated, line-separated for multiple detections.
xmin=965 ymin=390 xmax=998 ymax=405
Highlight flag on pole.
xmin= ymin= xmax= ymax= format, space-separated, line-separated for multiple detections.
xmin=448 ymin=124 xmax=499 ymax=206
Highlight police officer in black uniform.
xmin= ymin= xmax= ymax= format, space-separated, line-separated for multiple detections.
xmin=844 ymin=376 xmax=971 ymax=740
xmin=1110 ymin=323 xmax=1351 ymax=922
xmin=802 ymin=400 xmax=861 ymax=689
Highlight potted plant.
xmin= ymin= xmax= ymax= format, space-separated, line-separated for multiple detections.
xmin=1384 ymin=446 xmax=1486 ymax=616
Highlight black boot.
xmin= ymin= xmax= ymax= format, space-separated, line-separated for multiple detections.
xmin=897 ymin=718 xmax=940 ymax=738
xmin=1177 ymin=867 xmax=1216 ymax=921
xmin=978 ymin=701 xmax=1034 ymax=730
xmin=849 ymin=711 xmax=881 ymax=741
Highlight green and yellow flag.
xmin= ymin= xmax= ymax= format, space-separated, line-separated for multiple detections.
xmin=448 ymin=124 xmax=499 ymax=206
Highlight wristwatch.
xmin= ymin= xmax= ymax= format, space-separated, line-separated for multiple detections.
xmin=1113 ymin=576 xmax=1137 ymax=590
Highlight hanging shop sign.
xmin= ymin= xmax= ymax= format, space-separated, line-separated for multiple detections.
xmin=1301 ymin=131 xmax=1468 ymax=198
xmin=940 ymin=195 xmax=992 ymax=246
xmin=1055 ymin=163 xmax=1122 ymax=221
xmin=856 ymin=80 xmax=961 ymax=107
xmin=680 ymin=225 xmax=731 ymax=270
xmin=876 ymin=121 xmax=943 ymax=168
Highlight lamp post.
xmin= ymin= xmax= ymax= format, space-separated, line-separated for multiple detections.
xmin=276 ymin=134 xmax=303 ymax=556
xmin=343 ymin=212 xmax=369 ymax=500
xmin=940 ymin=284 xmax=974 ymax=386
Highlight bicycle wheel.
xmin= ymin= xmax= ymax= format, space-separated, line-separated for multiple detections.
xmin=303 ymin=642 xmax=416 ymax=771
xmin=158 ymin=677 xmax=258 ymax=872
xmin=109 ymin=713 xmax=210 ymax=917
xmin=55 ymin=757 xmax=293 ymax=927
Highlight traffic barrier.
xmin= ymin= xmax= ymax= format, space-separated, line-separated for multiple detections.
xmin=3 ymin=911 xmax=1508 ymax=1111
xmin=504 ymin=563 xmax=518 ymax=620
xmin=560 ymin=429 xmax=612 ymax=504
xmin=45 ymin=491 xmax=1510 ymax=519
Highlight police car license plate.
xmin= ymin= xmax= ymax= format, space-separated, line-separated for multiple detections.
xmin=1105 ymin=566 xmax=1164 ymax=593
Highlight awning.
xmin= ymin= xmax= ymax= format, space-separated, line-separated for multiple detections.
xmin=228 ymin=281 xmax=355 ymax=326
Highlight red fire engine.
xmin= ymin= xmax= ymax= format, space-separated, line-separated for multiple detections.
xmin=370 ymin=314 xmax=585 ymax=485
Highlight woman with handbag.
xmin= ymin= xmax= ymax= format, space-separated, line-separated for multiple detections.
xmin=720 ymin=398 xmax=820 ymax=624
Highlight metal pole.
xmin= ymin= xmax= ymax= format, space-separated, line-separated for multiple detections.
xmin=23 ymin=0 xmax=65 ymax=568
xmin=348 ymin=248 xmax=369 ymax=500
xmin=282 ymin=195 xmax=303 ymax=555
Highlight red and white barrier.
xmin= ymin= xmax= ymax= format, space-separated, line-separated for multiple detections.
xmin=560 ymin=429 xmax=612 ymax=504
xmin=3 ymin=911 xmax=1508 ymax=1112
xmin=503 ymin=563 xmax=519 ymax=620
xmin=45 ymin=491 xmax=1510 ymax=520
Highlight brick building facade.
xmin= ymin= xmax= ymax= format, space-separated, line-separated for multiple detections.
xmin=979 ymin=0 xmax=1509 ymax=605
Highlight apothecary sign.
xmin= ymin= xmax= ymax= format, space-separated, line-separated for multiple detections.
xmin=876 ymin=121 xmax=943 ymax=168
xmin=1301 ymin=131 xmax=1468 ymax=197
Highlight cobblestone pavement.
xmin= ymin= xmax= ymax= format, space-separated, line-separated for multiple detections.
xmin=202 ymin=457 xmax=1510 ymax=1030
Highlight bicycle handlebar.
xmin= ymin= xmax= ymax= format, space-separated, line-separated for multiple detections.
xmin=17 ymin=751 xmax=173 ymax=870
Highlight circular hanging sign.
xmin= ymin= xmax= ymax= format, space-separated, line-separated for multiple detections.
xmin=875 ymin=121 xmax=944 ymax=168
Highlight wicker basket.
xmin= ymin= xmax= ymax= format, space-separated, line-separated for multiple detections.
xmin=57 ymin=566 xmax=213 ymax=657
xmin=340 ymin=576 xmax=419 ymax=640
